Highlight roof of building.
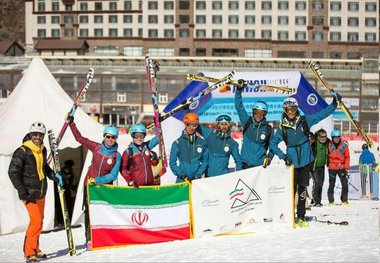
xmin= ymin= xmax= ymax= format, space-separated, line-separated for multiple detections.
xmin=0 ymin=40 xmax=24 ymax=54
xmin=34 ymin=39 xmax=89 ymax=50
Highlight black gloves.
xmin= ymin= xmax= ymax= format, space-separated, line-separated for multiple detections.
xmin=284 ymin=156 xmax=292 ymax=166
xmin=23 ymin=192 xmax=39 ymax=204
xmin=339 ymin=169 xmax=348 ymax=177
xmin=331 ymin=91 xmax=342 ymax=103
xmin=236 ymin=79 xmax=247 ymax=91
xmin=128 ymin=180 xmax=139 ymax=188
xmin=65 ymin=112 xmax=74 ymax=123
xmin=263 ymin=156 xmax=272 ymax=168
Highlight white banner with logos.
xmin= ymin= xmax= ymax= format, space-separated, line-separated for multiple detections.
xmin=191 ymin=164 xmax=294 ymax=238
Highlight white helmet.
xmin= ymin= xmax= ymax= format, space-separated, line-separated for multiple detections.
xmin=29 ymin=121 xmax=46 ymax=134
xmin=282 ymin=97 xmax=298 ymax=108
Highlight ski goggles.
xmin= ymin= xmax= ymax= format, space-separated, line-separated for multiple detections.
xmin=284 ymin=106 xmax=298 ymax=114
xmin=216 ymin=115 xmax=231 ymax=123
xmin=132 ymin=133 xmax=146 ymax=139
xmin=186 ymin=123 xmax=198 ymax=128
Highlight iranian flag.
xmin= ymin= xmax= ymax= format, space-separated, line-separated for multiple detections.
xmin=88 ymin=183 xmax=191 ymax=249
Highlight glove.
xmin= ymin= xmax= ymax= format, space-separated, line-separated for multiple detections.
xmin=128 ymin=180 xmax=139 ymax=188
xmin=178 ymin=173 xmax=186 ymax=181
xmin=65 ymin=112 xmax=74 ymax=123
xmin=284 ymin=156 xmax=292 ymax=166
xmin=339 ymin=169 xmax=348 ymax=177
xmin=24 ymin=192 xmax=39 ymax=204
xmin=263 ymin=156 xmax=272 ymax=168
xmin=183 ymin=176 xmax=192 ymax=183
xmin=236 ymin=79 xmax=247 ymax=91
xmin=87 ymin=177 xmax=95 ymax=185
xmin=331 ymin=91 xmax=342 ymax=103
xmin=52 ymin=172 xmax=63 ymax=187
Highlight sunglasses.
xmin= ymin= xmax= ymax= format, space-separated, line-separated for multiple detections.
xmin=105 ymin=135 xmax=117 ymax=139
xmin=285 ymin=107 xmax=297 ymax=113
xmin=318 ymin=135 xmax=327 ymax=138
xmin=31 ymin=132 xmax=44 ymax=137
xmin=132 ymin=134 xmax=146 ymax=139
xmin=186 ymin=123 xmax=198 ymax=128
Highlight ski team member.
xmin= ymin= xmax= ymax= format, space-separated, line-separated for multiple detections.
xmin=121 ymin=123 xmax=159 ymax=187
xmin=8 ymin=122 xmax=63 ymax=262
xmin=170 ymin=112 xmax=209 ymax=182
xmin=68 ymin=118 xmax=121 ymax=250
xmin=310 ymin=129 xmax=329 ymax=207
xmin=359 ymin=143 xmax=376 ymax=199
xmin=197 ymin=114 xmax=242 ymax=176
xmin=270 ymin=93 xmax=339 ymax=227
xmin=327 ymin=129 xmax=350 ymax=206
xmin=235 ymin=81 xmax=274 ymax=168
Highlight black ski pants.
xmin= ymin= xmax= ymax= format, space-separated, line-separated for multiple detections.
xmin=294 ymin=163 xmax=311 ymax=220
xmin=311 ymin=166 xmax=325 ymax=205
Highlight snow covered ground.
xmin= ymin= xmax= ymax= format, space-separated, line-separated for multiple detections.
xmin=0 ymin=200 xmax=378 ymax=262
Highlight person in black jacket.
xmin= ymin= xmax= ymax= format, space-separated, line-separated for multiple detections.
xmin=8 ymin=122 xmax=63 ymax=263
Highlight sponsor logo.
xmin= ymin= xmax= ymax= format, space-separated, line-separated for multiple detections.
xmin=229 ymin=178 xmax=261 ymax=210
xmin=189 ymin=100 xmax=199 ymax=110
xmin=203 ymin=229 xmax=213 ymax=233
xmin=235 ymin=221 xmax=242 ymax=228
xmin=268 ymin=185 xmax=286 ymax=194
xmin=131 ymin=211 xmax=149 ymax=226
xmin=307 ymin=93 xmax=318 ymax=106
xmin=202 ymin=198 xmax=220 ymax=207
xmin=263 ymin=218 xmax=273 ymax=223
xmin=248 ymin=218 xmax=257 ymax=224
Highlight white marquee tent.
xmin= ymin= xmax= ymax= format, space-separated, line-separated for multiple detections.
xmin=0 ymin=57 xmax=105 ymax=235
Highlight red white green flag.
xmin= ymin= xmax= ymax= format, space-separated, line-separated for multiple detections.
xmin=88 ymin=183 xmax=191 ymax=249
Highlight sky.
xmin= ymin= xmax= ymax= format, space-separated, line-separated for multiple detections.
xmin=0 ymin=200 xmax=378 ymax=263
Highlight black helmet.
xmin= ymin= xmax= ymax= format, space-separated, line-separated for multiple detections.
xmin=362 ymin=144 xmax=368 ymax=150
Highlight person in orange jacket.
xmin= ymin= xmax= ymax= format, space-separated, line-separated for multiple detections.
xmin=327 ymin=129 xmax=350 ymax=206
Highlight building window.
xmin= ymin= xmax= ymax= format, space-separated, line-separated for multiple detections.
xmin=228 ymin=30 xmax=239 ymax=38
xmin=228 ymin=15 xmax=239 ymax=24
xmin=37 ymin=16 xmax=46 ymax=24
xmin=196 ymin=15 xmax=206 ymax=24
xmin=313 ymin=32 xmax=324 ymax=41
xmin=245 ymin=49 xmax=272 ymax=58
xmin=245 ymin=1 xmax=255 ymax=10
xmin=138 ymin=28 xmax=142 ymax=37
xmin=347 ymin=32 xmax=358 ymax=41
xmin=51 ymin=29 xmax=60 ymax=37
xmin=245 ymin=30 xmax=255 ymax=39
xmin=123 ymin=28 xmax=133 ymax=37
xmin=196 ymin=1 xmax=206 ymax=10
xmin=51 ymin=16 xmax=60 ymax=24
xmin=148 ymin=15 xmax=158 ymax=23
xmin=329 ymin=52 xmax=341 ymax=59
xmin=330 ymin=2 xmax=341 ymax=11
xmin=109 ymin=29 xmax=118 ymax=37
xmin=262 ymin=1 xmax=272 ymax=10
xmin=347 ymin=52 xmax=360 ymax=59
xmin=365 ymin=18 xmax=376 ymax=27
xmin=179 ymin=48 xmax=190 ymax=56
xmin=109 ymin=15 xmax=118 ymax=23
xmin=124 ymin=1 xmax=132 ymax=10
xmin=295 ymin=31 xmax=306 ymax=40
xmin=64 ymin=28 xmax=73 ymax=37
xmin=52 ymin=1 xmax=59 ymax=11
xmin=262 ymin=16 xmax=272 ymax=24
xmin=95 ymin=2 xmax=102 ymax=11
xmin=365 ymin=33 xmax=376 ymax=42
xmin=180 ymin=15 xmax=189 ymax=23
xmin=278 ymin=51 xmax=305 ymax=58
xmin=80 ymin=29 xmax=89 ymax=37
xmin=312 ymin=52 xmax=324 ymax=58
xmin=312 ymin=16 xmax=324 ymax=25
xmin=196 ymin=29 xmax=206 ymax=38
xmin=164 ymin=29 xmax=174 ymax=38
xmin=109 ymin=2 xmax=117 ymax=10
xmin=245 ymin=15 xmax=255 ymax=24
xmin=79 ymin=16 xmax=88 ymax=23
xmin=212 ymin=48 xmax=238 ymax=57
xmin=212 ymin=1 xmax=223 ymax=10
xmin=295 ymin=16 xmax=306 ymax=25
xmin=37 ymin=29 xmax=46 ymax=37
xmin=95 ymin=46 xmax=118 ymax=55
xmin=212 ymin=29 xmax=222 ymax=38
xmin=330 ymin=17 xmax=341 ymax=26
xmin=148 ymin=1 xmax=158 ymax=9
xmin=38 ymin=0 xmax=45 ymax=11
xmin=179 ymin=1 xmax=190 ymax=9
xmin=295 ymin=1 xmax=306 ymax=10
xmin=164 ymin=15 xmax=174 ymax=24
xmin=164 ymin=1 xmax=174 ymax=9
xmin=278 ymin=16 xmax=289 ymax=25
xmin=80 ymin=2 xmax=88 ymax=11
xmin=148 ymin=48 xmax=174 ymax=56
xmin=278 ymin=31 xmax=288 ymax=40
xmin=348 ymin=2 xmax=359 ymax=11
xmin=148 ymin=29 xmax=158 ymax=38
xmin=330 ymin=32 xmax=341 ymax=41
xmin=365 ymin=2 xmax=377 ymax=12
xmin=278 ymin=1 xmax=289 ymax=10
xmin=94 ymin=29 xmax=103 ymax=37
xmin=229 ymin=1 xmax=239 ymax=10
xmin=261 ymin=30 xmax=272 ymax=39
xmin=348 ymin=17 xmax=359 ymax=27
xmin=196 ymin=48 xmax=206 ymax=56
xmin=64 ymin=16 xmax=73 ymax=24
xmin=138 ymin=15 xmax=142 ymax=23
xmin=179 ymin=29 xmax=189 ymax=38
xmin=124 ymin=15 xmax=132 ymax=23
xmin=312 ymin=1 xmax=324 ymax=11
xmin=212 ymin=15 xmax=223 ymax=24
xmin=65 ymin=3 xmax=73 ymax=11
xmin=94 ymin=16 xmax=103 ymax=23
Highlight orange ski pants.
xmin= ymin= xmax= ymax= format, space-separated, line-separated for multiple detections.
xmin=23 ymin=198 xmax=45 ymax=257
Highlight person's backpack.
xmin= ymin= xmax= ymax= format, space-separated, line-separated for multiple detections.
xmin=243 ymin=117 xmax=272 ymax=149
xmin=281 ymin=115 xmax=309 ymax=146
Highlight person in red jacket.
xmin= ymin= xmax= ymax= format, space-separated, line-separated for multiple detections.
xmin=68 ymin=118 xmax=121 ymax=250
xmin=121 ymin=123 xmax=158 ymax=187
xmin=327 ymin=129 xmax=350 ymax=206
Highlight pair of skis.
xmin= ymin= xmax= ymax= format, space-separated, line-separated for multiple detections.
xmin=308 ymin=60 xmax=374 ymax=149
xmin=305 ymin=216 xmax=348 ymax=226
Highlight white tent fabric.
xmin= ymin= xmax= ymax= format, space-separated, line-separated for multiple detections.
xmin=0 ymin=57 xmax=104 ymax=235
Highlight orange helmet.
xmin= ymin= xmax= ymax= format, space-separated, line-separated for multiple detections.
xmin=183 ymin=112 xmax=199 ymax=124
